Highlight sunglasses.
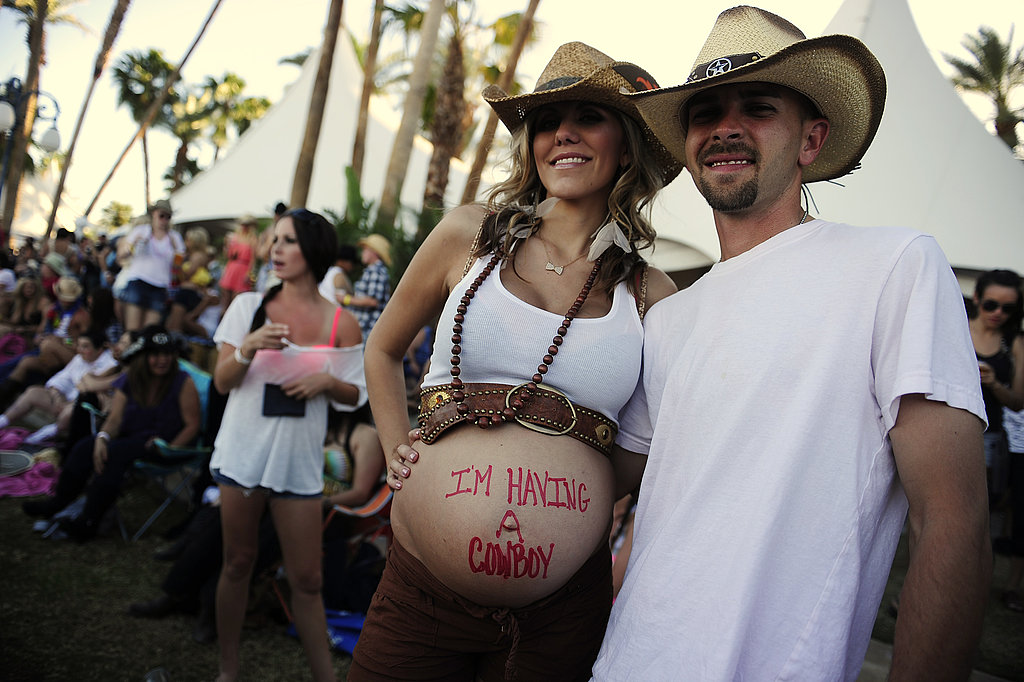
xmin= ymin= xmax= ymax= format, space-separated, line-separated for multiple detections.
xmin=156 ymin=212 xmax=171 ymax=220
xmin=981 ymin=299 xmax=1017 ymax=315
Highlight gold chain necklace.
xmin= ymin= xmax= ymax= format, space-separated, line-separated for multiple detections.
xmin=535 ymin=234 xmax=587 ymax=276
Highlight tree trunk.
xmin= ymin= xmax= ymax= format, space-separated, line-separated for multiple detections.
xmin=290 ymin=0 xmax=344 ymax=209
xmin=85 ymin=0 xmax=224 ymax=216
xmin=350 ymin=0 xmax=384 ymax=186
xmin=418 ymin=31 xmax=464 ymax=244
xmin=44 ymin=0 xmax=132 ymax=241
xmin=141 ymin=134 xmax=151 ymax=208
xmin=461 ymin=0 xmax=540 ymax=205
xmin=375 ymin=0 xmax=445 ymax=232
xmin=1 ymin=0 xmax=46 ymax=242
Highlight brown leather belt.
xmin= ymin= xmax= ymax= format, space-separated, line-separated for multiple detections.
xmin=418 ymin=382 xmax=617 ymax=458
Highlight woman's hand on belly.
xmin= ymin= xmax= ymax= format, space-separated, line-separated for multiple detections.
xmin=390 ymin=425 xmax=615 ymax=607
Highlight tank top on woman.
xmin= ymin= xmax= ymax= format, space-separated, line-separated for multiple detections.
xmin=979 ymin=338 xmax=1014 ymax=432
xmin=420 ymin=255 xmax=644 ymax=424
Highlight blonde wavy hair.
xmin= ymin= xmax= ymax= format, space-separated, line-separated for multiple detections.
xmin=476 ymin=108 xmax=665 ymax=297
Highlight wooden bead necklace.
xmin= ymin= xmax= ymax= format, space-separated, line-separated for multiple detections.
xmin=449 ymin=252 xmax=603 ymax=428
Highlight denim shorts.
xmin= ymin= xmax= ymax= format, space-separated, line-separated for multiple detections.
xmin=211 ymin=468 xmax=322 ymax=500
xmin=118 ymin=278 xmax=169 ymax=312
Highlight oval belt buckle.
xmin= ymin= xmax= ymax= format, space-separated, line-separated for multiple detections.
xmin=505 ymin=383 xmax=577 ymax=436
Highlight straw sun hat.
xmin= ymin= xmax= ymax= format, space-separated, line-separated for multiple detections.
xmin=482 ymin=41 xmax=684 ymax=184
xmin=357 ymin=234 xmax=392 ymax=267
xmin=630 ymin=5 xmax=886 ymax=183
xmin=54 ymin=276 xmax=83 ymax=304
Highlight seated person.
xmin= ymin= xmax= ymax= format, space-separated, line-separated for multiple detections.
xmin=0 ymin=277 xmax=91 ymax=407
xmin=22 ymin=325 xmax=201 ymax=541
xmin=126 ymin=405 xmax=384 ymax=642
xmin=0 ymin=329 xmax=116 ymax=445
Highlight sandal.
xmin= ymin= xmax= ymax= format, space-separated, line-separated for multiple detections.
xmin=1003 ymin=591 xmax=1024 ymax=613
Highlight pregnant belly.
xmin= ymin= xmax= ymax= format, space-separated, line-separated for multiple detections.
xmin=391 ymin=425 xmax=616 ymax=607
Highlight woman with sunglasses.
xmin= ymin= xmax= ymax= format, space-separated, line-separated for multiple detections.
xmin=210 ymin=208 xmax=365 ymax=682
xmin=969 ymin=269 xmax=1024 ymax=514
xmin=352 ymin=43 xmax=681 ymax=681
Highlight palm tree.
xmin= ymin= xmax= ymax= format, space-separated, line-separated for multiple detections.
xmin=289 ymin=0 xmax=343 ymax=208
xmin=99 ymin=199 xmax=133 ymax=230
xmin=461 ymin=1 xmax=540 ymax=204
xmin=418 ymin=4 xmax=467 ymax=243
xmin=43 ymin=0 xmax=132 ymax=242
xmin=204 ymin=72 xmax=245 ymax=162
xmin=166 ymin=85 xmax=213 ymax=191
xmin=111 ymin=49 xmax=176 ymax=207
xmin=1 ymin=0 xmax=88 ymax=239
xmin=375 ymin=0 xmax=446 ymax=232
xmin=85 ymin=0 xmax=225 ymax=216
xmin=944 ymin=26 xmax=1024 ymax=151
xmin=350 ymin=0 xmax=385 ymax=186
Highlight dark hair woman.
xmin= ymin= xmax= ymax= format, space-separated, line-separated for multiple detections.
xmin=22 ymin=325 xmax=201 ymax=541
xmin=209 ymin=208 xmax=365 ymax=682
xmin=970 ymin=269 xmax=1024 ymax=511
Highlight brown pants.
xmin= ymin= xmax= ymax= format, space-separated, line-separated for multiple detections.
xmin=348 ymin=537 xmax=612 ymax=681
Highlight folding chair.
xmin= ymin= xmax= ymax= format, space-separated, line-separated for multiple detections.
xmin=125 ymin=358 xmax=214 ymax=541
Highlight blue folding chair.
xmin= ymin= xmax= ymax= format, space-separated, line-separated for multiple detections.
xmin=127 ymin=358 xmax=214 ymax=541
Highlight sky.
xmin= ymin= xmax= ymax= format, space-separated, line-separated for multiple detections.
xmin=0 ymin=0 xmax=1020 ymax=226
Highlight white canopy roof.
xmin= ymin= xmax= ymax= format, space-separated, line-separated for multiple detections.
xmin=169 ymin=35 xmax=469 ymax=224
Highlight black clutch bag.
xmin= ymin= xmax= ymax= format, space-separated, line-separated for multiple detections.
xmin=262 ymin=383 xmax=306 ymax=417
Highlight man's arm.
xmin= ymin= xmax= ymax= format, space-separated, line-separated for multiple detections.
xmin=888 ymin=393 xmax=990 ymax=681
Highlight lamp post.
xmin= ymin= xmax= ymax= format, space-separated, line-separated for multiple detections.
xmin=0 ymin=76 xmax=62 ymax=243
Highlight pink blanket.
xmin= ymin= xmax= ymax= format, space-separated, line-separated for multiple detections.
xmin=0 ymin=460 xmax=58 ymax=497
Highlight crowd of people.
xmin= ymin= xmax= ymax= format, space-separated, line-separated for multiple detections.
xmin=5 ymin=4 xmax=1022 ymax=681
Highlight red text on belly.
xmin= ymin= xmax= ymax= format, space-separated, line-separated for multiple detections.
xmin=444 ymin=465 xmax=590 ymax=512
xmin=445 ymin=465 xmax=592 ymax=580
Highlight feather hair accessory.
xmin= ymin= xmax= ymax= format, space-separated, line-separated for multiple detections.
xmin=588 ymin=219 xmax=632 ymax=261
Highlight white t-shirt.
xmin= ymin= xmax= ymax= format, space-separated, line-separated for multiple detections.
xmin=210 ymin=292 xmax=367 ymax=495
xmin=121 ymin=224 xmax=185 ymax=288
xmin=592 ymin=220 xmax=985 ymax=681
xmin=46 ymin=349 xmax=118 ymax=401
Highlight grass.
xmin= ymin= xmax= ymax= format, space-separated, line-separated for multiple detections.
xmin=2 ymin=475 xmax=1023 ymax=681
xmin=0 ymin=479 xmax=353 ymax=682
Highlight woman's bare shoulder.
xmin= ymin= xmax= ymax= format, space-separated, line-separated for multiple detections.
xmin=644 ymin=266 xmax=678 ymax=308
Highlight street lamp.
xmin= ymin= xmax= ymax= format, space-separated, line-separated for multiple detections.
xmin=0 ymin=76 xmax=61 ymax=237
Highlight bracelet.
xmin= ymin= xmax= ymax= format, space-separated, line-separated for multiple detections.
xmin=342 ymin=294 xmax=352 ymax=306
xmin=96 ymin=431 xmax=111 ymax=442
xmin=234 ymin=346 xmax=252 ymax=365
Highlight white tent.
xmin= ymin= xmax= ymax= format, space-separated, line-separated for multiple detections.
xmin=169 ymin=36 xmax=470 ymax=224
xmin=5 ymin=163 xmax=86 ymax=245
xmin=644 ymin=0 xmax=1024 ymax=277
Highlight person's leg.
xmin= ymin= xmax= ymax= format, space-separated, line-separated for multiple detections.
xmin=22 ymin=435 xmax=95 ymax=517
xmin=123 ymin=303 xmax=144 ymax=332
xmin=1 ymin=385 xmax=59 ymax=425
xmin=215 ymin=485 xmax=267 ymax=682
xmin=1005 ymin=451 xmax=1024 ymax=611
xmin=270 ymin=496 xmax=336 ymax=682
xmin=143 ymin=307 xmax=164 ymax=328
xmin=165 ymin=302 xmax=186 ymax=333
xmin=67 ymin=436 xmax=148 ymax=539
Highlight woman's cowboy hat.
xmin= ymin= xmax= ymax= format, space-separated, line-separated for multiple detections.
xmin=357 ymin=234 xmax=392 ymax=267
xmin=482 ymin=42 xmax=683 ymax=184
xmin=630 ymin=5 xmax=886 ymax=183
xmin=54 ymin=276 xmax=83 ymax=304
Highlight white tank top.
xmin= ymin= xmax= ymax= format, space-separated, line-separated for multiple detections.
xmin=421 ymin=256 xmax=644 ymax=424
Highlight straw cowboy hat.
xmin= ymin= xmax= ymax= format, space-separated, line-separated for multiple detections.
xmin=630 ymin=5 xmax=886 ymax=183
xmin=236 ymin=213 xmax=258 ymax=228
xmin=482 ymin=41 xmax=684 ymax=184
xmin=148 ymin=199 xmax=173 ymax=216
xmin=54 ymin=276 xmax=83 ymax=304
xmin=357 ymin=234 xmax=392 ymax=267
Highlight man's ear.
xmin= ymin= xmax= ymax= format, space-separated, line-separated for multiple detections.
xmin=798 ymin=119 xmax=830 ymax=168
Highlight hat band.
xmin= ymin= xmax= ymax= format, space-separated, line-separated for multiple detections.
xmin=687 ymin=52 xmax=764 ymax=83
